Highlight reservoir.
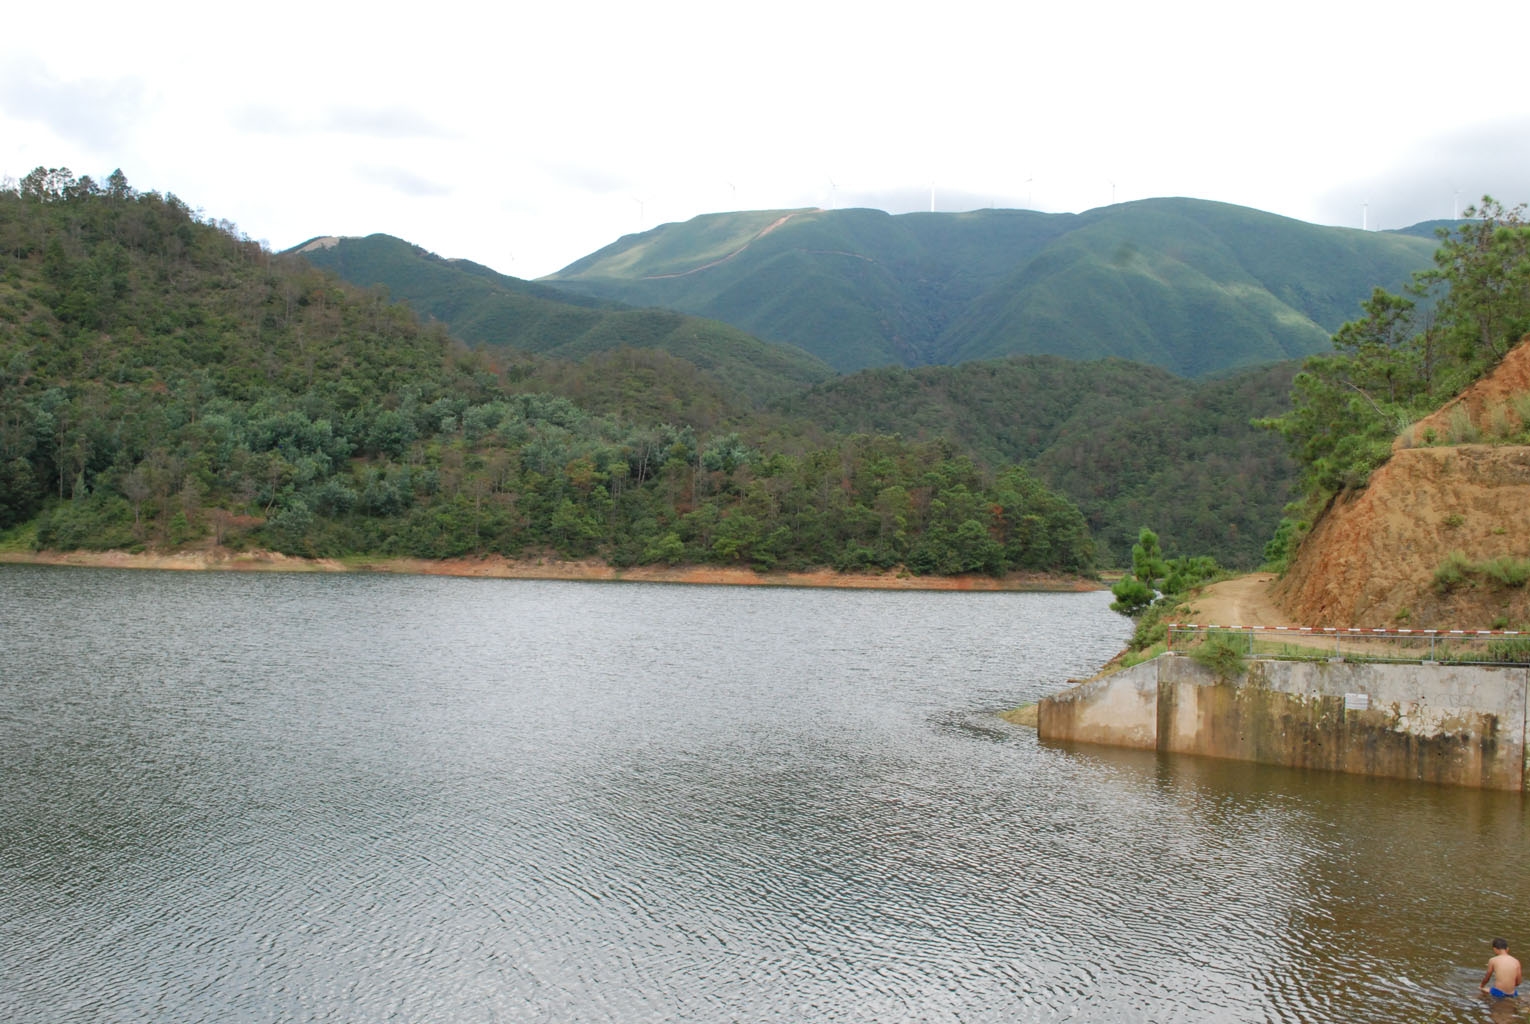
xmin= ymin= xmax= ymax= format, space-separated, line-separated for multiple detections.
xmin=2 ymin=565 xmax=1526 ymax=1023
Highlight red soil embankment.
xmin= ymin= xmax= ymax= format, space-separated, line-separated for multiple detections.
xmin=1273 ymin=337 xmax=1530 ymax=630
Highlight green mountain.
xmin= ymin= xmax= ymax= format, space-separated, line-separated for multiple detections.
xmin=1386 ymin=219 xmax=1463 ymax=241
xmin=292 ymin=233 xmax=835 ymax=405
xmin=543 ymin=200 xmax=1440 ymax=375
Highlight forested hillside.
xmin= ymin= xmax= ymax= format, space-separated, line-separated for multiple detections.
xmin=0 ymin=168 xmax=1097 ymax=577
xmin=773 ymin=357 xmax=1298 ymax=567
xmin=293 ymin=233 xmax=835 ymax=404
xmin=543 ymin=201 xmax=1440 ymax=375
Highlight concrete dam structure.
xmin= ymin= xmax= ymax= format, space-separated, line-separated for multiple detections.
xmin=1038 ymin=655 xmax=1530 ymax=791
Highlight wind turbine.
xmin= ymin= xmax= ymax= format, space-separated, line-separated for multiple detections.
xmin=929 ymin=179 xmax=936 ymax=213
xmin=1361 ymin=201 xmax=1368 ymax=231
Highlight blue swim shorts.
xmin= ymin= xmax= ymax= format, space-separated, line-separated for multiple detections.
xmin=1490 ymin=986 xmax=1518 ymax=999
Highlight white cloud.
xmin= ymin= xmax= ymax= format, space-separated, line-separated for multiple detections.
xmin=3 ymin=0 xmax=1527 ymax=277
xmin=0 ymin=57 xmax=149 ymax=153
xmin=354 ymin=164 xmax=455 ymax=198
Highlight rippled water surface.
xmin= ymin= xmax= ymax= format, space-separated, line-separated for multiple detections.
xmin=3 ymin=565 xmax=1529 ymax=1023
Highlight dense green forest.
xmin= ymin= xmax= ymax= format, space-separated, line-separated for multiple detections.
xmin=544 ymin=201 xmax=1440 ymax=375
xmin=0 ymin=168 xmax=1096 ymax=576
xmin=770 ymin=357 xmax=1298 ymax=568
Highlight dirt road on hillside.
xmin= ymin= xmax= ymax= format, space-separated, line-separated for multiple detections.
xmin=1181 ymin=574 xmax=1287 ymax=626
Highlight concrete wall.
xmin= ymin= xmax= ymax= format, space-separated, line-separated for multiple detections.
xmin=1037 ymin=660 xmax=1159 ymax=750
xmin=1039 ymin=655 xmax=1530 ymax=791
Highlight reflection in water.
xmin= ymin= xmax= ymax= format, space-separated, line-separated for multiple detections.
xmin=2 ymin=565 xmax=1528 ymax=1023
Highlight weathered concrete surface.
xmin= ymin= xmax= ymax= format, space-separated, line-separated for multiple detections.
xmin=1040 ymin=656 xmax=1530 ymax=790
xmin=1036 ymin=660 xmax=1159 ymax=750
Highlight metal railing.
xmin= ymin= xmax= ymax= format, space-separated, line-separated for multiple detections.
xmin=1167 ymin=624 xmax=1530 ymax=666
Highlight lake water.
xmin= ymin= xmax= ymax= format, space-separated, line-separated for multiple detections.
xmin=2 ymin=565 xmax=1528 ymax=1023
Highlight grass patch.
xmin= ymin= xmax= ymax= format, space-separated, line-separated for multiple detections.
xmin=0 ymin=521 xmax=38 ymax=552
xmin=1513 ymin=394 xmax=1530 ymax=434
xmin=1435 ymin=551 xmax=1530 ymax=591
xmin=1119 ymin=641 xmax=1167 ymax=669
xmin=1448 ymin=405 xmax=1480 ymax=443
xmin=1481 ymin=637 xmax=1530 ymax=664
xmin=1480 ymin=556 xmax=1530 ymax=587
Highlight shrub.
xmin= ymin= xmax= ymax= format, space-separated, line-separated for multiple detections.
xmin=1448 ymin=405 xmax=1480 ymax=444
xmin=1163 ymin=555 xmax=1224 ymax=595
xmin=1433 ymin=550 xmax=1473 ymax=592
xmin=1189 ymin=632 xmax=1247 ymax=680
xmin=1485 ymin=403 xmax=1514 ymax=440
xmin=1262 ymin=517 xmax=1305 ymax=572
xmin=34 ymin=495 xmax=136 ymax=551
xmin=1130 ymin=598 xmax=1187 ymax=650
xmin=1110 ymin=575 xmax=1155 ymax=615
xmin=1480 ymin=556 xmax=1530 ymax=588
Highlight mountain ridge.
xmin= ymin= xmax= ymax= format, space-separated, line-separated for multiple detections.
xmin=542 ymin=200 xmax=1443 ymax=375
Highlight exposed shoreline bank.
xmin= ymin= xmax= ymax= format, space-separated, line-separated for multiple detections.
xmin=0 ymin=547 xmax=1102 ymax=593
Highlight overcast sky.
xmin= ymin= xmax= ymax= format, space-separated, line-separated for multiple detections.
xmin=4 ymin=0 xmax=1526 ymax=279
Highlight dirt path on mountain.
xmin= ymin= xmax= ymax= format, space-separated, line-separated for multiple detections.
xmin=1180 ymin=574 xmax=1287 ymax=625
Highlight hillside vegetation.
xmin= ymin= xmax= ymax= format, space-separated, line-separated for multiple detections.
xmin=543 ymin=201 xmax=1439 ymax=375
xmin=293 ymin=233 xmax=835 ymax=404
xmin=1262 ymin=199 xmax=1530 ymax=629
xmin=771 ymin=357 xmax=1297 ymax=567
xmin=0 ymin=167 xmax=1097 ymax=578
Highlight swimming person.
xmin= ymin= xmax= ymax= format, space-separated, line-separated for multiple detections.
xmin=1481 ymin=938 xmax=1522 ymax=999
